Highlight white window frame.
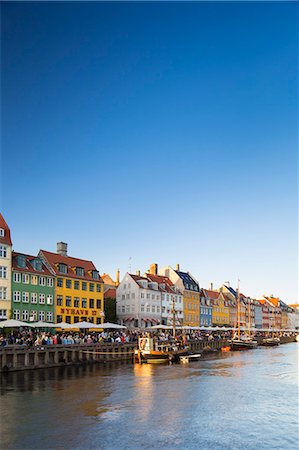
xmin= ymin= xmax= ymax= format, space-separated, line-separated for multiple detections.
xmin=13 ymin=272 xmax=21 ymax=283
xmin=47 ymin=295 xmax=53 ymax=305
xmin=13 ymin=291 xmax=21 ymax=302
xmin=22 ymin=273 xmax=29 ymax=284
xmin=0 ymin=287 xmax=7 ymax=300
xmin=39 ymin=293 xmax=45 ymax=304
xmin=22 ymin=292 xmax=29 ymax=303
xmin=31 ymin=275 xmax=38 ymax=285
xmin=31 ymin=293 xmax=37 ymax=304
xmin=14 ymin=309 xmax=20 ymax=320
xmin=0 ymin=229 xmax=4 ymax=237
xmin=47 ymin=277 xmax=54 ymax=287
xmin=39 ymin=311 xmax=45 ymax=321
xmin=46 ymin=311 xmax=53 ymax=322
xmin=0 ymin=266 xmax=7 ymax=279
xmin=0 ymin=245 xmax=7 ymax=258
xmin=22 ymin=310 xmax=29 ymax=321
xmin=39 ymin=276 xmax=46 ymax=286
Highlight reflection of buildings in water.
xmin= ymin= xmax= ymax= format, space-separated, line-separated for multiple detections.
xmin=133 ymin=363 xmax=154 ymax=423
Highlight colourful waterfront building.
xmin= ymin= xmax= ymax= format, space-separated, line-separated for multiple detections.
xmin=11 ymin=252 xmax=55 ymax=323
xmin=40 ymin=243 xmax=104 ymax=325
xmin=159 ymin=265 xmax=200 ymax=326
xmin=219 ymin=284 xmax=237 ymax=327
xmin=0 ymin=213 xmax=13 ymax=321
xmin=210 ymin=290 xmax=230 ymax=326
xmin=199 ymin=289 xmax=213 ymax=326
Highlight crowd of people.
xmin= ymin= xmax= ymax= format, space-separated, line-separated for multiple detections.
xmin=0 ymin=328 xmax=296 ymax=348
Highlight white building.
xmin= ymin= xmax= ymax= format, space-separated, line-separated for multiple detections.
xmin=0 ymin=213 xmax=13 ymax=321
xmin=145 ymin=267 xmax=183 ymax=326
xmin=116 ymin=272 xmax=162 ymax=328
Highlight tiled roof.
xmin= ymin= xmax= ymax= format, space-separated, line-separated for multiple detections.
xmin=176 ymin=270 xmax=199 ymax=291
xmin=104 ymin=288 xmax=116 ymax=299
xmin=203 ymin=289 xmax=220 ymax=300
xmin=0 ymin=213 xmax=12 ymax=246
xmin=145 ymin=273 xmax=178 ymax=294
xmin=40 ymin=250 xmax=103 ymax=282
xmin=12 ymin=252 xmax=53 ymax=276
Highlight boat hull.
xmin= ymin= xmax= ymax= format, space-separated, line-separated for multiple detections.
xmin=230 ymin=340 xmax=258 ymax=350
xmin=260 ymin=338 xmax=280 ymax=347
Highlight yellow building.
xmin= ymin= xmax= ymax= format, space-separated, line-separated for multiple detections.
xmin=159 ymin=265 xmax=200 ymax=326
xmin=212 ymin=292 xmax=229 ymax=326
xmin=40 ymin=243 xmax=104 ymax=325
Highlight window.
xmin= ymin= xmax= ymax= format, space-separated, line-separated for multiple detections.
xmin=0 ymin=228 xmax=4 ymax=237
xmin=89 ymin=299 xmax=94 ymax=309
xmin=57 ymin=296 xmax=63 ymax=306
xmin=31 ymin=293 xmax=37 ymax=303
xmin=96 ymin=300 xmax=102 ymax=309
xmin=22 ymin=274 xmax=29 ymax=284
xmin=121 ymin=305 xmax=125 ymax=313
xmin=82 ymin=282 xmax=87 ymax=291
xmin=122 ymin=294 xmax=125 ymax=300
xmin=157 ymin=306 xmax=160 ymax=313
xmin=66 ymin=279 xmax=72 ymax=289
xmin=57 ymin=278 xmax=63 ymax=287
xmin=141 ymin=293 xmax=144 ymax=299
xmin=146 ymin=293 xmax=150 ymax=299
xmin=65 ymin=316 xmax=71 ymax=324
xmin=39 ymin=276 xmax=46 ymax=286
xmin=0 ymin=246 xmax=7 ymax=258
xmin=132 ymin=293 xmax=135 ymax=299
xmin=66 ymin=296 xmax=72 ymax=307
xmin=74 ymin=297 xmax=80 ymax=307
xmin=76 ymin=267 xmax=84 ymax=277
xmin=22 ymin=310 xmax=29 ymax=321
xmin=58 ymin=263 xmax=67 ymax=274
xmin=13 ymin=291 xmax=21 ymax=302
xmin=17 ymin=255 xmax=26 ymax=268
xmin=47 ymin=278 xmax=54 ymax=287
xmin=152 ymin=306 xmax=155 ymax=313
xmin=141 ymin=304 xmax=145 ymax=312
xmin=0 ymin=287 xmax=7 ymax=300
xmin=0 ymin=266 xmax=7 ymax=278
xmin=31 ymin=275 xmax=38 ymax=285
xmin=46 ymin=311 xmax=53 ymax=322
xmin=74 ymin=281 xmax=80 ymax=290
xmin=126 ymin=305 xmax=130 ymax=313
xmin=56 ymin=315 xmax=63 ymax=323
xmin=47 ymin=295 xmax=53 ymax=305
xmin=126 ymin=294 xmax=130 ymax=299
xmin=82 ymin=298 xmax=87 ymax=308
xmin=0 ymin=310 xmax=7 ymax=319
xmin=92 ymin=270 xmax=99 ymax=280
xmin=146 ymin=305 xmax=150 ymax=313
xmin=39 ymin=311 xmax=45 ymax=321
xmin=96 ymin=284 xmax=101 ymax=292
xmin=32 ymin=259 xmax=42 ymax=271
xmin=74 ymin=316 xmax=79 ymax=323
xmin=39 ymin=293 xmax=45 ymax=304
xmin=13 ymin=272 xmax=21 ymax=283
xmin=22 ymin=292 xmax=29 ymax=303
xmin=89 ymin=283 xmax=94 ymax=292
xmin=14 ymin=310 xmax=20 ymax=320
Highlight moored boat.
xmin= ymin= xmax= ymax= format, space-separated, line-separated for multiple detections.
xmin=260 ymin=337 xmax=280 ymax=346
xmin=230 ymin=339 xmax=258 ymax=350
xmin=134 ymin=336 xmax=189 ymax=364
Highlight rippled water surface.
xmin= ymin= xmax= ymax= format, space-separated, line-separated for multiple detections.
xmin=1 ymin=343 xmax=298 ymax=450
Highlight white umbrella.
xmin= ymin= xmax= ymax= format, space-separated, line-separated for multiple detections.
xmin=60 ymin=321 xmax=96 ymax=329
xmin=0 ymin=319 xmax=32 ymax=328
xmin=97 ymin=322 xmax=127 ymax=329
xmin=31 ymin=321 xmax=55 ymax=328
xmin=147 ymin=325 xmax=173 ymax=330
xmin=53 ymin=322 xmax=72 ymax=329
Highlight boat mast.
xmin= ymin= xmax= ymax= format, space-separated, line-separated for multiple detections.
xmin=237 ymin=280 xmax=241 ymax=340
xmin=248 ymin=297 xmax=251 ymax=338
xmin=172 ymin=296 xmax=176 ymax=338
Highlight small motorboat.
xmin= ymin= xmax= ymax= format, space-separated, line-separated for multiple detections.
xmin=179 ymin=354 xmax=201 ymax=364
xmin=260 ymin=337 xmax=280 ymax=346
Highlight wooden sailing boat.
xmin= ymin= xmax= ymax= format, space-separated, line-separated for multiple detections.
xmin=230 ymin=282 xmax=257 ymax=350
xmin=134 ymin=296 xmax=189 ymax=364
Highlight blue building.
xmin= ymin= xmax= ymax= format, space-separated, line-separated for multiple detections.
xmin=200 ymin=289 xmax=213 ymax=326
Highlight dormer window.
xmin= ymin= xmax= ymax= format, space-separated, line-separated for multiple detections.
xmin=92 ymin=270 xmax=99 ymax=280
xmin=76 ymin=267 xmax=84 ymax=277
xmin=32 ymin=259 xmax=42 ymax=271
xmin=58 ymin=263 xmax=67 ymax=274
xmin=0 ymin=229 xmax=4 ymax=237
xmin=17 ymin=255 xmax=26 ymax=268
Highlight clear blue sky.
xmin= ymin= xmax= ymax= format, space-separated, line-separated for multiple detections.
xmin=1 ymin=1 xmax=298 ymax=303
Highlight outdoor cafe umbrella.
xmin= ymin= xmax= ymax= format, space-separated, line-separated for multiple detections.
xmin=98 ymin=322 xmax=127 ymax=329
xmin=0 ymin=319 xmax=32 ymax=328
xmin=147 ymin=324 xmax=173 ymax=330
xmin=57 ymin=321 xmax=95 ymax=329
xmin=31 ymin=321 xmax=55 ymax=328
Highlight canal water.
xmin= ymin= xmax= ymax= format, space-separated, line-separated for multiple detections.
xmin=0 ymin=343 xmax=298 ymax=450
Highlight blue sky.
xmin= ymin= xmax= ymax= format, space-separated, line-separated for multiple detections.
xmin=1 ymin=1 xmax=298 ymax=302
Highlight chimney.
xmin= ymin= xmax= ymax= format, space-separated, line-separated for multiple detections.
xmin=136 ymin=270 xmax=141 ymax=276
xmin=57 ymin=242 xmax=67 ymax=257
xmin=149 ymin=263 xmax=158 ymax=275
xmin=116 ymin=269 xmax=120 ymax=286
xmin=176 ymin=263 xmax=180 ymax=271
xmin=210 ymin=282 xmax=214 ymax=291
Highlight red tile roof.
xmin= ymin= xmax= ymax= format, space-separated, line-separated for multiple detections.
xmin=0 ymin=213 xmax=12 ymax=246
xmin=104 ymin=288 xmax=116 ymax=299
xmin=145 ymin=273 xmax=178 ymax=294
xmin=12 ymin=252 xmax=53 ymax=276
xmin=203 ymin=289 xmax=220 ymax=300
xmin=40 ymin=250 xmax=103 ymax=282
